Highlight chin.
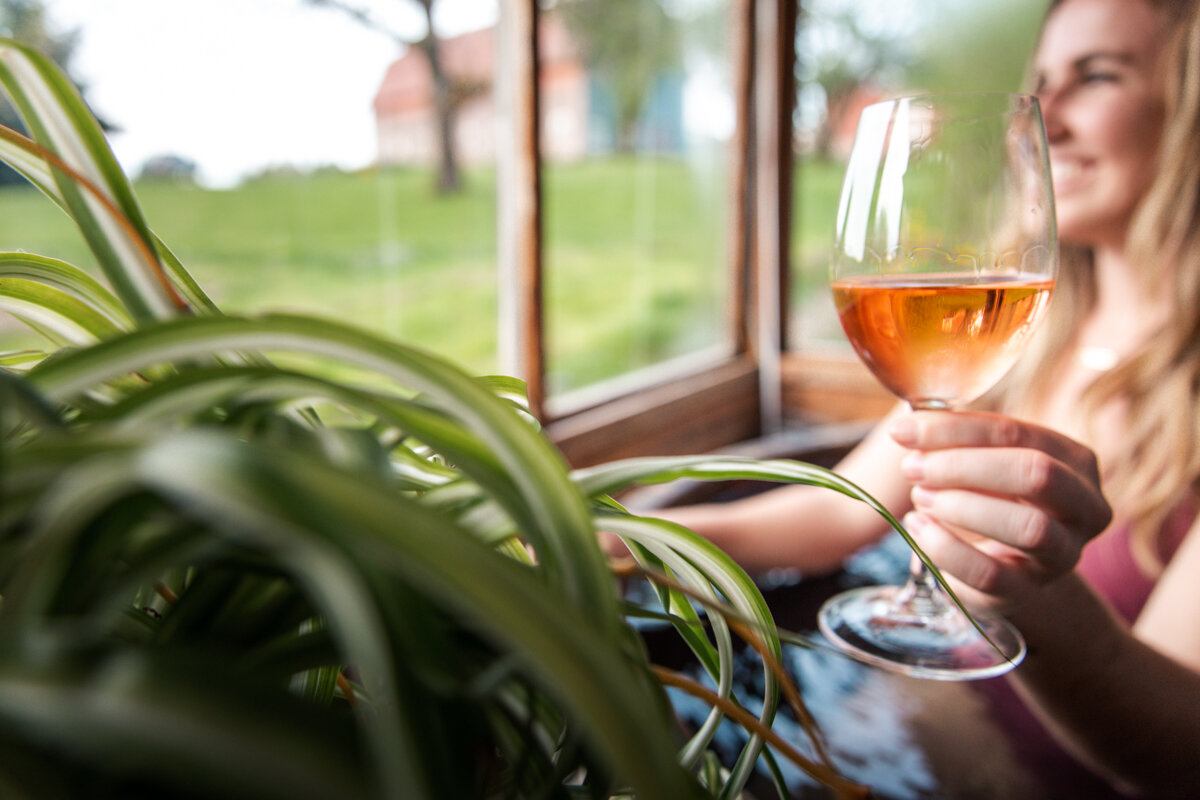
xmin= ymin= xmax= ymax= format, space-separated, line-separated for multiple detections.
xmin=1057 ymin=227 xmax=1092 ymax=247
xmin=1054 ymin=210 xmax=1130 ymax=251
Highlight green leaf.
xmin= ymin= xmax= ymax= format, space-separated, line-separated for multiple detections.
xmin=0 ymin=637 xmax=369 ymax=800
xmin=136 ymin=430 xmax=705 ymax=799
xmin=0 ymin=252 xmax=130 ymax=327
xmin=0 ymin=368 xmax=63 ymax=432
xmin=0 ymin=124 xmax=62 ymax=201
xmin=28 ymin=313 xmax=620 ymax=626
xmin=577 ymin=455 xmax=998 ymax=664
xmin=0 ymin=40 xmax=185 ymax=320
xmin=601 ymin=513 xmax=782 ymax=796
xmin=0 ymin=277 xmax=122 ymax=345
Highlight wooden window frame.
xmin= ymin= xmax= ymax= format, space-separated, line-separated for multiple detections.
xmin=497 ymin=0 xmax=889 ymax=468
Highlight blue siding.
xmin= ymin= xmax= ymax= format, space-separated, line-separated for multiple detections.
xmin=586 ymin=72 xmax=685 ymax=154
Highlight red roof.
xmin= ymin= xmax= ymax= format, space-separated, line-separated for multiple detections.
xmin=373 ymin=15 xmax=580 ymax=117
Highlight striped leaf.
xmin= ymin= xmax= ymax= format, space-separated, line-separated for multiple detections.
xmin=0 ymin=252 xmax=130 ymax=328
xmin=26 ymin=313 xmax=620 ymax=627
xmin=576 ymin=455 xmax=989 ymax=651
xmin=0 ymin=277 xmax=122 ymax=345
xmin=0 ymin=39 xmax=186 ymax=320
xmin=3 ymin=428 xmax=707 ymax=800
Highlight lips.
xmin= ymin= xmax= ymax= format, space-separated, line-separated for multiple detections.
xmin=1050 ymin=158 xmax=1089 ymax=195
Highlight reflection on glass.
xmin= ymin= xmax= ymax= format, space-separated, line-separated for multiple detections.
xmin=542 ymin=0 xmax=733 ymax=403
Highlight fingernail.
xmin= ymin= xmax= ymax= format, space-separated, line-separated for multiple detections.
xmin=902 ymin=511 xmax=927 ymax=534
xmin=911 ymin=485 xmax=936 ymax=509
xmin=900 ymin=451 xmax=924 ymax=480
xmin=889 ymin=417 xmax=916 ymax=443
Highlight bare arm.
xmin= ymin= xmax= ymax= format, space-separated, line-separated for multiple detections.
xmin=1007 ymin=558 xmax=1200 ymax=798
xmin=655 ymin=404 xmax=915 ymax=576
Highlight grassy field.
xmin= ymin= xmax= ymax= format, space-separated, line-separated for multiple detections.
xmin=0 ymin=157 xmax=843 ymax=391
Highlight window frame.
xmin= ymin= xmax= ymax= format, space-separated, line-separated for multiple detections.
xmin=498 ymin=0 xmax=889 ymax=468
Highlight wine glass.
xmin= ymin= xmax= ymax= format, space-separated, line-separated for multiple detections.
xmin=817 ymin=93 xmax=1057 ymax=680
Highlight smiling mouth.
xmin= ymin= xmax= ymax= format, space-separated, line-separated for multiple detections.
xmin=1050 ymin=159 xmax=1087 ymax=190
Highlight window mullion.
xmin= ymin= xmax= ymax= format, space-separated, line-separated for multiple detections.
xmin=730 ymin=0 xmax=755 ymax=357
xmin=752 ymin=0 xmax=795 ymax=434
xmin=496 ymin=0 xmax=546 ymax=419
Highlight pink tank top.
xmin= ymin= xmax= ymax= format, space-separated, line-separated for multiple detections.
xmin=1076 ymin=498 xmax=1196 ymax=624
xmin=977 ymin=499 xmax=1197 ymax=797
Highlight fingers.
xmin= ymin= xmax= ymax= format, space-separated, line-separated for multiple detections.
xmin=903 ymin=511 xmax=1033 ymax=606
xmin=890 ymin=410 xmax=1111 ymax=534
xmin=886 ymin=410 xmax=1114 ymax=607
xmin=599 ymin=530 xmax=631 ymax=559
xmin=901 ymin=446 xmax=1110 ymax=533
xmin=909 ymin=485 xmax=1083 ymax=578
xmin=890 ymin=410 xmax=1102 ymax=484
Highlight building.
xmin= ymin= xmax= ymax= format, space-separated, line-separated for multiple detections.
xmin=372 ymin=15 xmax=683 ymax=167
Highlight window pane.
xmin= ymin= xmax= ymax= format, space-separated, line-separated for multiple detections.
xmin=1 ymin=0 xmax=500 ymax=377
xmin=790 ymin=0 xmax=1046 ymax=353
xmin=541 ymin=0 xmax=735 ymax=404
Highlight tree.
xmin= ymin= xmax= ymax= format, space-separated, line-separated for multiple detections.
xmin=796 ymin=0 xmax=1045 ymax=161
xmin=305 ymin=0 xmax=467 ymax=194
xmin=796 ymin=0 xmax=912 ymax=160
xmin=0 ymin=0 xmax=76 ymax=66
xmin=556 ymin=0 xmax=682 ymax=153
xmin=904 ymin=0 xmax=1045 ymax=95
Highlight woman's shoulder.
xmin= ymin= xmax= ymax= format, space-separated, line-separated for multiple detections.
xmin=1132 ymin=506 xmax=1200 ymax=671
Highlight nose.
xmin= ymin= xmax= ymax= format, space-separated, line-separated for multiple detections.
xmin=1037 ymin=86 xmax=1068 ymax=143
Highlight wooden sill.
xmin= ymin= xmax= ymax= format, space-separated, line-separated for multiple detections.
xmin=544 ymin=352 xmax=893 ymax=468
xmin=546 ymin=357 xmax=761 ymax=468
xmin=619 ymin=418 xmax=872 ymax=511
xmin=781 ymin=351 xmax=895 ymax=424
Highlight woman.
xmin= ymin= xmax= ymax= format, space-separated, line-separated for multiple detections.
xmin=659 ymin=0 xmax=1200 ymax=795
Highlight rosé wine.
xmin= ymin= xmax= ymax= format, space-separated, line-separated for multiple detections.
xmin=832 ymin=272 xmax=1054 ymax=409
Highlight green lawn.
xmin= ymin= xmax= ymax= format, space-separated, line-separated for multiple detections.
xmin=791 ymin=158 xmax=852 ymax=348
xmin=0 ymin=157 xmax=843 ymax=391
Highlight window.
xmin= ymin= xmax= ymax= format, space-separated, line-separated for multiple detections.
xmin=513 ymin=0 xmax=765 ymax=464
xmin=539 ymin=0 xmax=735 ymax=409
xmin=0 ymin=0 xmax=1048 ymax=468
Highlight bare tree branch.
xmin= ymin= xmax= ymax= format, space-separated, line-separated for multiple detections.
xmin=305 ymin=0 xmax=463 ymax=193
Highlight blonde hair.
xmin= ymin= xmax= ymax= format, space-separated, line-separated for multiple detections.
xmin=992 ymin=0 xmax=1200 ymax=573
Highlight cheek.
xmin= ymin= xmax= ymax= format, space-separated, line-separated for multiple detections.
xmin=1104 ymin=103 xmax=1163 ymax=180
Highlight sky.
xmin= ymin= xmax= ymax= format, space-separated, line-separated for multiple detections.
xmin=44 ymin=0 xmax=499 ymax=187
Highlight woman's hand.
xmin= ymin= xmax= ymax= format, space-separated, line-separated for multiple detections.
xmin=889 ymin=410 xmax=1113 ymax=613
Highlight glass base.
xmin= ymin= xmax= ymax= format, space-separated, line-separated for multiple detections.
xmin=817 ymin=584 xmax=1026 ymax=681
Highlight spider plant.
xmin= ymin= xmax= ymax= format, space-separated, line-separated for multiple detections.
xmin=0 ymin=38 xmax=949 ymax=800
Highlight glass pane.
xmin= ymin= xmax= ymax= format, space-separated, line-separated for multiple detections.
xmin=541 ymin=0 xmax=734 ymax=403
xmin=790 ymin=0 xmax=1046 ymax=352
xmin=1 ymin=0 xmax=500 ymax=377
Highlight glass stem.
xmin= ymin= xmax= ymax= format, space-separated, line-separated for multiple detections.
xmin=893 ymin=559 xmax=953 ymax=619
xmin=897 ymin=400 xmax=957 ymax=621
